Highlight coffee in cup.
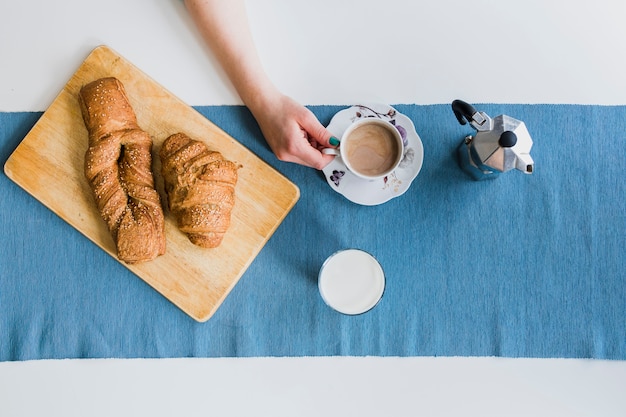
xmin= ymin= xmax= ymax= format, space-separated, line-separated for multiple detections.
xmin=323 ymin=118 xmax=403 ymax=180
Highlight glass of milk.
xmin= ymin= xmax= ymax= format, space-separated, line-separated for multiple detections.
xmin=318 ymin=249 xmax=385 ymax=315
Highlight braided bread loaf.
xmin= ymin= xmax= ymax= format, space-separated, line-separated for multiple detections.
xmin=79 ymin=77 xmax=166 ymax=263
xmin=160 ymin=133 xmax=239 ymax=248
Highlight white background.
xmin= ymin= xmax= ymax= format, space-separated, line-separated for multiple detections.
xmin=1 ymin=1 xmax=625 ymax=416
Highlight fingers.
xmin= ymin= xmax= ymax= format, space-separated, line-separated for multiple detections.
xmin=297 ymin=110 xmax=339 ymax=169
xmin=273 ymin=124 xmax=335 ymax=170
xmin=257 ymin=97 xmax=338 ymax=170
xmin=299 ymin=108 xmax=339 ymax=149
xmin=295 ymin=141 xmax=336 ymax=170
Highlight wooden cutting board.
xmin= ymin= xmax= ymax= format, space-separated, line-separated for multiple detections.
xmin=4 ymin=45 xmax=300 ymax=322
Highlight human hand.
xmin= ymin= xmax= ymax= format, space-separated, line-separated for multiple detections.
xmin=250 ymin=94 xmax=338 ymax=170
xmin=185 ymin=0 xmax=337 ymax=168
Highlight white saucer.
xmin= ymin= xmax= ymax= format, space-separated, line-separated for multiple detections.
xmin=322 ymin=104 xmax=424 ymax=206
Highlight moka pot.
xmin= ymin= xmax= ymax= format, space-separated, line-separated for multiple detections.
xmin=452 ymin=100 xmax=534 ymax=180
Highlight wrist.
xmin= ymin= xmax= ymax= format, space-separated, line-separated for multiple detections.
xmin=240 ymin=81 xmax=281 ymax=116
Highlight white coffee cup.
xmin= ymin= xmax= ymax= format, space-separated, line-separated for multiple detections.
xmin=323 ymin=118 xmax=404 ymax=180
xmin=318 ymin=249 xmax=386 ymax=315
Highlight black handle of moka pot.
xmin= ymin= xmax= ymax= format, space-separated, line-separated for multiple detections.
xmin=451 ymin=99 xmax=478 ymax=126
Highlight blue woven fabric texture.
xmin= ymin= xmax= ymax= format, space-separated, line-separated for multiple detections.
xmin=1 ymin=104 xmax=624 ymax=361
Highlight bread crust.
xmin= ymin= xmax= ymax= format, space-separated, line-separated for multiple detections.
xmin=79 ymin=77 xmax=166 ymax=263
xmin=160 ymin=133 xmax=239 ymax=248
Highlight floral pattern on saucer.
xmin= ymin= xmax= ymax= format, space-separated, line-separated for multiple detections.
xmin=322 ymin=104 xmax=424 ymax=206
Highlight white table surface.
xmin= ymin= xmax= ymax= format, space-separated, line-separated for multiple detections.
xmin=1 ymin=1 xmax=625 ymax=416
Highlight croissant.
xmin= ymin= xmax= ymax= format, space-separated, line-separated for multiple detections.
xmin=159 ymin=133 xmax=239 ymax=248
xmin=79 ymin=77 xmax=166 ymax=263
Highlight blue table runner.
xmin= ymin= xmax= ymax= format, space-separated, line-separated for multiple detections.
xmin=1 ymin=104 xmax=624 ymax=361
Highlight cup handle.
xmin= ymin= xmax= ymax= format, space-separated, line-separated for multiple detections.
xmin=321 ymin=148 xmax=340 ymax=156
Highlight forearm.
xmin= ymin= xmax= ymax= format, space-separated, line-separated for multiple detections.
xmin=184 ymin=0 xmax=279 ymax=112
